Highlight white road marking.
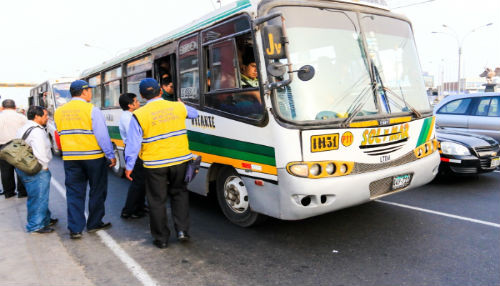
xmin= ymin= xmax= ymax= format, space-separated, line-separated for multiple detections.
xmin=51 ymin=178 xmax=159 ymax=286
xmin=377 ymin=199 xmax=500 ymax=228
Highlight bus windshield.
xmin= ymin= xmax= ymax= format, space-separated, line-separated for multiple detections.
xmin=272 ymin=6 xmax=430 ymax=123
xmin=52 ymin=83 xmax=71 ymax=107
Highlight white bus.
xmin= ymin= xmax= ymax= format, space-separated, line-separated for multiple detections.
xmin=78 ymin=0 xmax=440 ymax=226
xmin=29 ymin=77 xmax=75 ymax=156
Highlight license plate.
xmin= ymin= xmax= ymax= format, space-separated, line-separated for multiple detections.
xmin=310 ymin=133 xmax=339 ymax=153
xmin=392 ymin=174 xmax=412 ymax=190
xmin=491 ymin=157 xmax=500 ymax=168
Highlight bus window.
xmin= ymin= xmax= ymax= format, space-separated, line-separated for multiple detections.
xmin=52 ymin=82 xmax=71 ymax=107
xmin=209 ymin=39 xmax=238 ymax=90
xmin=103 ymin=67 xmax=122 ymax=107
xmin=202 ymin=19 xmax=263 ymax=120
xmin=178 ymin=35 xmax=200 ymax=105
xmin=89 ymin=75 xmax=102 ymax=107
xmin=154 ymin=54 xmax=176 ymax=101
xmin=126 ymin=56 xmax=152 ymax=102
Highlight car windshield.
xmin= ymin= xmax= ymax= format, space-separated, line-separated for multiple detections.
xmin=52 ymin=83 xmax=71 ymax=107
xmin=270 ymin=6 xmax=430 ymax=123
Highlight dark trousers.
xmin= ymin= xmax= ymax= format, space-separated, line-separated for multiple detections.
xmin=122 ymin=157 xmax=146 ymax=215
xmin=0 ymin=158 xmax=27 ymax=196
xmin=63 ymin=157 xmax=108 ymax=233
xmin=145 ymin=162 xmax=189 ymax=242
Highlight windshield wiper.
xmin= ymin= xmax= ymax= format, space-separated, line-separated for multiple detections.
xmin=372 ymin=64 xmax=422 ymax=119
xmin=341 ymin=84 xmax=374 ymax=127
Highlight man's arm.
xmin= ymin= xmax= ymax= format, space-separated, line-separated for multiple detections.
xmin=185 ymin=105 xmax=199 ymax=119
xmin=124 ymin=116 xmax=143 ymax=181
xmin=91 ymin=107 xmax=116 ymax=164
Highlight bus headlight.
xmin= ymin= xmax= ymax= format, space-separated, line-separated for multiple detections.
xmin=440 ymin=141 xmax=471 ymax=156
xmin=289 ymin=164 xmax=309 ymax=177
xmin=325 ymin=163 xmax=335 ymax=175
xmin=286 ymin=161 xmax=354 ymax=178
xmin=310 ymin=164 xmax=321 ymax=176
xmin=339 ymin=164 xmax=348 ymax=174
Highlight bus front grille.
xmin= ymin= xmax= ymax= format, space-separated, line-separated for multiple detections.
xmin=369 ymin=177 xmax=394 ymax=199
xmin=354 ymin=151 xmax=417 ymax=174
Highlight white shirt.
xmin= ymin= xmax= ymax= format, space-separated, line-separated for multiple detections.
xmin=119 ymin=110 xmax=133 ymax=143
xmin=0 ymin=109 xmax=27 ymax=144
xmin=16 ymin=121 xmax=52 ymax=169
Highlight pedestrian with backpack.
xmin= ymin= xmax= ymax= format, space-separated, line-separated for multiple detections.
xmin=0 ymin=99 xmax=28 ymax=198
xmin=15 ymin=106 xmax=58 ymax=233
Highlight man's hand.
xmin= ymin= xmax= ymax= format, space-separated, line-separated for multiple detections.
xmin=125 ymin=169 xmax=133 ymax=181
xmin=108 ymin=158 xmax=117 ymax=168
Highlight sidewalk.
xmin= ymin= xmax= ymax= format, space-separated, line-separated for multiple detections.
xmin=0 ymin=196 xmax=94 ymax=286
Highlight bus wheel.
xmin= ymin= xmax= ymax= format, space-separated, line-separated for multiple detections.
xmin=49 ymin=135 xmax=61 ymax=156
xmin=216 ymin=167 xmax=264 ymax=227
xmin=111 ymin=144 xmax=124 ymax=177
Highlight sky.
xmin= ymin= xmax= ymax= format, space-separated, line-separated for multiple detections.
xmin=1 ymin=0 xmax=499 ymax=107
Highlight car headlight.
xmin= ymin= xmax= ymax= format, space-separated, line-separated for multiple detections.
xmin=440 ymin=141 xmax=471 ymax=156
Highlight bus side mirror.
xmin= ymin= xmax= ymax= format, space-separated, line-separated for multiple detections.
xmin=263 ymin=25 xmax=286 ymax=60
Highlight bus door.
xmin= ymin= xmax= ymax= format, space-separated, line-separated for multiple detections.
xmin=153 ymin=43 xmax=177 ymax=100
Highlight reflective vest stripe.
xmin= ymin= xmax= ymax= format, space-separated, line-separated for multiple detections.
xmin=62 ymin=150 xmax=104 ymax=156
xmin=142 ymin=129 xmax=187 ymax=143
xmin=143 ymin=153 xmax=193 ymax=166
xmin=59 ymin=129 xmax=94 ymax=135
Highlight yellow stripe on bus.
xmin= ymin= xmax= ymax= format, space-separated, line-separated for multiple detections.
xmin=191 ymin=151 xmax=278 ymax=176
xmin=390 ymin=116 xmax=412 ymax=124
xmin=350 ymin=116 xmax=413 ymax=128
xmin=111 ymin=139 xmax=125 ymax=147
xmin=425 ymin=116 xmax=436 ymax=142
xmin=349 ymin=120 xmax=379 ymax=128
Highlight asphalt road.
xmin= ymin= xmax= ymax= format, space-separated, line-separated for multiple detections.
xmin=44 ymin=157 xmax=499 ymax=286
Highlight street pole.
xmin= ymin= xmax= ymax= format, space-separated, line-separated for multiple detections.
xmin=432 ymin=22 xmax=493 ymax=94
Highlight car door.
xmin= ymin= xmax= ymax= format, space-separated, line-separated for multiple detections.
xmin=468 ymin=96 xmax=500 ymax=142
xmin=435 ymin=97 xmax=473 ymax=130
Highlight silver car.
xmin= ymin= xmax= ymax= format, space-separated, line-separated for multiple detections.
xmin=434 ymin=92 xmax=500 ymax=142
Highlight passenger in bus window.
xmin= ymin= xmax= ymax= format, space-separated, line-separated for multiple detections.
xmin=160 ymin=78 xmax=175 ymax=101
xmin=239 ymin=46 xmax=259 ymax=88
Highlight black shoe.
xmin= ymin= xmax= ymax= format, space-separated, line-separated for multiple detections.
xmin=4 ymin=193 xmax=16 ymax=199
xmin=121 ymin=212 xmax=145 ymax=219
xmin=17 ymin=193 xmax=27 ymax=198
xmin=87 ymin=222 xmax=112 ymax=233
xmin=153 ymin=239 xmax=168 ymax=249
xmin=48 ymin=218 xmax=58 ymax=227
xmin=177 ymin=231 xmax=191 ymax=242
xmin=32 ymin=226 xmax=54 ymax=234
xmin=70 ymin=232 xmax=82 ymax=239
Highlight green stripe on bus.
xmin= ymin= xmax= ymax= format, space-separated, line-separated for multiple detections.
xmin=187 ymin=131 xmax=276 ymax=166
xmin=108 ymin=126 xmax=122 ymax=140
xmin=189 ymin=142 xmax=276 ymax=166
xmin=416 ymin=117 xmax=431 ymax=146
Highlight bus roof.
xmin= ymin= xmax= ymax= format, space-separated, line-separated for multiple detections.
xmin=80 ymin=0 xmax=389 ymax=78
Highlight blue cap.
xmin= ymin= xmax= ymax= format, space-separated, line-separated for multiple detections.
xmin=139 ymin=78 xmax=160 ymax=97
xmin=70 ymin=80 xmax=95 ymax=94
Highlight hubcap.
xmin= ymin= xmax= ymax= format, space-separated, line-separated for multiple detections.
xmin=112 ymin=149 xmax=120 ymax=173
xmin=223 ymin=175 xmax=249 ymax=213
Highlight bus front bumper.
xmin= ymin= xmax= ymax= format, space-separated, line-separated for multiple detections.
xmin=270 ymin=152 xmax=439 ymax=220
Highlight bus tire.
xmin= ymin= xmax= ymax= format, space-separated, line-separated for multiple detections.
xmin=49 ymin=135 xmax=61 ymax=156
xmin=216 ymin=167 xmax=265 ymax=227
xmin=110 ymin=144 xmax=124 ymax=177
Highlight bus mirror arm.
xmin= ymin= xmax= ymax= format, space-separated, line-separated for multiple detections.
xmin=268 ymin=79 xmax=291 ymax=90
xmin=253 ymin=12 xmax=282 ymax=27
